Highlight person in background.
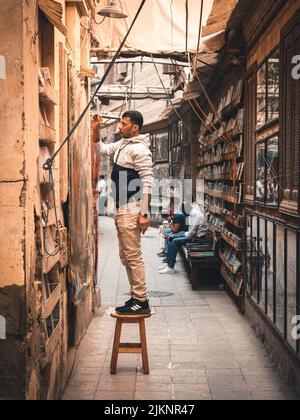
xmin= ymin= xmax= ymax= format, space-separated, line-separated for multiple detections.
xmin=159 ymin=203 xmax=208 ymax=274
xmin=97 ymin=175 xmax=107 ymax=216
xmin=157 ymin=207 xmax=189 ymax=259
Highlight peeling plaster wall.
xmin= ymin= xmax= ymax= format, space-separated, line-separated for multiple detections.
xmin=0 ymin=0 xmax=95 ymax=400
xmin=0 ymin=0 xmax=26 ymax=288
xmin=0 ymin=0 xmax=27 ymax=400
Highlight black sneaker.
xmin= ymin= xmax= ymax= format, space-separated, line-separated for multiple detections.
xmin=116 ymin=299 xmax=151 ymax=315
xmin=115 ymin=297 xmax=134 ymax=312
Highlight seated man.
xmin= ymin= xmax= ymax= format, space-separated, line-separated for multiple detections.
xmin=159 ymin=204 xmax=209 ymax=274
xmin=158 ymin=209 xmax=189 ymax=258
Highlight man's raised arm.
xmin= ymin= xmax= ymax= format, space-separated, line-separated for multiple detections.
xmin=91 ymin=115 xmax=121 ymax=156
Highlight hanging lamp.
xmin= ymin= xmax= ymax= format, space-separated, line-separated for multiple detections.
xmin=98 ymin=1 xmax=128 ymax=19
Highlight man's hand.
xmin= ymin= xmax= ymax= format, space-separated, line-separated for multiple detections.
xmin=91 ymin=114 xmax=102 ymax=140
xmin=138 ymin=215 xmax=149 ymax=235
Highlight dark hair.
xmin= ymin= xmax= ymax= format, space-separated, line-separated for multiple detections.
xmin=100 ymin=175 xmax=105 ymax=180
xmin=122 ymin=110 xmax=144 ymax=130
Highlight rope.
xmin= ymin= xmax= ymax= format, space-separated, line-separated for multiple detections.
xmin=193 ymin=0 xmax=204 ymax=77
xmin=43 ymin=165 xmax=61 ymax=257
xmin=185 ymin=0 xmax=189 ymax=53
xmin=42 ymin=0 xmax=146 ymax=257
xmin=171 ymin=58 xmax=236 ymax=149
xmin=43 ymin=0 xmax=147 ymax=172
xmin=150 ymin=55 xmax=198 ymax=143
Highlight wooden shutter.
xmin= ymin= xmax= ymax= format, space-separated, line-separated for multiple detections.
xmin=280 ymin=10 xmax=300 ymax=215
xmin=245 ymin=64 xmax=257 ymax=202
xmin=38 ymin=0 xmax=67 ymax=35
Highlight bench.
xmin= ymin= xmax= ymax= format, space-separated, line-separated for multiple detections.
xmin=180 ymin=231 xmax=221 ymax=290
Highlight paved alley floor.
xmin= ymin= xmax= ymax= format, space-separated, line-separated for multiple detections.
xmin=63 ymin=217 xmax=298 ymax=401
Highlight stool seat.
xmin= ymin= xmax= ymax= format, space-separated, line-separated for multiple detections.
xmin=111 ymin=313 xmax=152 ymax=320
xmin=110 ymin=312 xmax=151 ymax=375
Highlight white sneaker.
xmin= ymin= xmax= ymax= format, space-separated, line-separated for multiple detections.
xmin=159 ymin=266 xmax=175 ymax=274
xmin=158 ymin=264 xmax=168 ymax=271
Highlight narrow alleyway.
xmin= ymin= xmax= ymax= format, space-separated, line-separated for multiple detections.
xmin=63 ymin=217 xmax=298 ymax=401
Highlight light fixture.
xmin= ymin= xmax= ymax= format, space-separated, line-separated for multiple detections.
xmin=98 ymin=1 xmax=128 ymax=19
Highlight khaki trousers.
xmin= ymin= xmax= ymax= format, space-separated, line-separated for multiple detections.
xmin=114 ymin=202 xmax=148 ymax=302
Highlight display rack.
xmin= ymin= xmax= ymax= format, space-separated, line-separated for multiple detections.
xmin=198 ymin=78 xmax=245 ymax=298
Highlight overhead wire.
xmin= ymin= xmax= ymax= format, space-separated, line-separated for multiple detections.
xmin=171 ymin=57 xmax=236 ymax=149
xmin=193 ymin=70 xmax=237 ymax=150
xmin=185 ymin=0 xmax=189 ymax=53
xmin=43 ymin=0 xmax=147 ymax=171
xmin=151 ymin=54 xmax=199 ymax=143
xmin=170 ymin=0 xmax=175 ymax=50
xmin=193 ymin=0 xmax=204 ymax=77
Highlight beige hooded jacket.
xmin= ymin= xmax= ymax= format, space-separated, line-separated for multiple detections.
xmin=95 ymin=134 xmax=154 ymax=212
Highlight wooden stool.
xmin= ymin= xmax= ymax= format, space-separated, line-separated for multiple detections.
xmin=110 ymin=313 xmax=151 ymax=375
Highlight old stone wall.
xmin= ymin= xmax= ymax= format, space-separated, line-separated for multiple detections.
xmin=0 ymin=0 xmax=95 ymax=400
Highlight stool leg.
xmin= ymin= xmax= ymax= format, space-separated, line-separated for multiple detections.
xmin=139 ymin=319 xmax=149 ymax=374
xmin=111 ymin=319 xmax=122 ymax=375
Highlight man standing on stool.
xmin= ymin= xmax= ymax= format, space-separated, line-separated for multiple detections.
xmin=92 ymin=111 xmax=153 ymax=315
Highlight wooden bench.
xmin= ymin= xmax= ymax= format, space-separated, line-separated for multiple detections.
xmin=180 ymin=232 xmax=221 ymax=290
xmin=110 ymin=313 xmax=151 ymax=375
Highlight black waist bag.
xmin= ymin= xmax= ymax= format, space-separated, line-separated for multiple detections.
xmin=111 ymin=163 xmax=142 ymax=208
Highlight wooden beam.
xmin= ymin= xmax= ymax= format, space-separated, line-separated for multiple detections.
xmin=42 ymin=284 xmax=61 ymax=319
xmin=66 ymin=0 xmax=89 ymax=17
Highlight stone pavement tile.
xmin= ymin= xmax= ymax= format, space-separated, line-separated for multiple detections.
xmin=148 ymin=356 xmax=172 ymax=365
xmin=206 ymin=368 xmax=243 ymax=378
xmin=62 ymin=389 xmax=95 ymax=401
xmin=243 ymin=372 xmax=292 ymax=393
xmin=76 ymin=356 xmax=106 ymax=369
xmin=137 ymin=368 xmax=172 ymax=378
xmin=62 ymin=218 xmax=297 ymax=401
xmin=94 ymin=390 xmax=135 ymax=400
xmin=172 ymin=370 xmax=208 ymax=385
xmin=171 ymin=345 xmax=200 ymax=353
xmin=170 ymin=352 xmax=203 ymax=364
xmin=97 ymin=375 xmax=136 ymax=392
xmin=134 ymin=391 xmax=173 ymax=401
xmin=203 ymin=358 xmax=240 ymax=370
xmin=212 ymin=390 xmax=253 ymax=401
xmin=236 ymin=356 xmax=273 ymax=369
xmin=170 ymin=339 xmax=199 ymax=346
xmin=72 ymin=366 xmax=103 ymax=377
xmin=136 ymin=375 xmax=172 ymax=387
xmin=173 ymin=384 xmax=212 ymax=400
xmin=240 ymin=366 xmax=277 ymax=377
xmin=77 ymin=347 xmax=110 ymax=357
xmin=171 ymin=362 xmax=206 ymax=370
xmin=252 ymin=390 xmax=299 ymax=401
xmin=208 ymin=375 xmax=250 ymax=393
xmin=67 ymin=374 xmax=101 ymax=387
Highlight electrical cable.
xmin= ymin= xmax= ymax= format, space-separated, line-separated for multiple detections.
xmin=185 ymin=0 xmax=189 ymax=53
xmin=94 ymin=16 xmax=106 ymax=25
xmin=193 ymin=0 xmax=204 ymax=77
xmin=43 ymin=0 xmax=147 ymax=172
xmin=42 ymin=0 xmax=146 ymax=257
xmin=171 ymin=57 xmax=235 ymax=149
xmin=151 ymin=55 xmax=198 ymax=143
xmin=177 ymin=59 xmax=237 ymax=149
xmin=43 ymin=165 xmax=61 ymax=257
xmin=193 ymin=70 xmax=237 ymax=150
xmin=170 ymin=0 xmax=175 ymax=50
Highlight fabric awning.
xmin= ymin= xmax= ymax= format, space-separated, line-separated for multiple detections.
xmin=38 ymin=0 xmax=67 ymax=35
xmin=92 ymin=0 xmax=215 ymax=58
xmin=94 ymin=85 xmax=173 ymax=100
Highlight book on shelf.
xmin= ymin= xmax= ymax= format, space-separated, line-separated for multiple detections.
xmin=237 ymin=162 xmax=244 ymax=180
